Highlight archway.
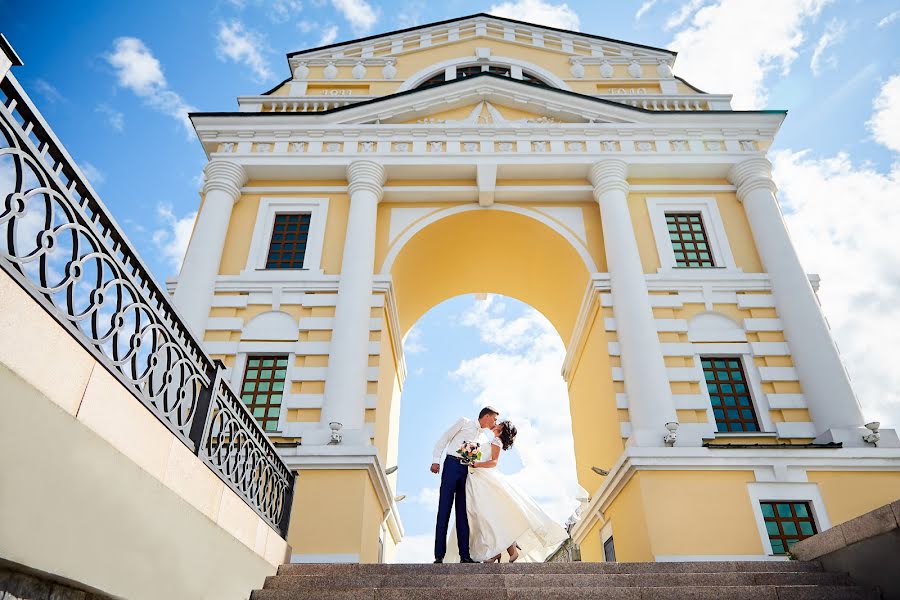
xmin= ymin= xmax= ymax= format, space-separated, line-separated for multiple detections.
xmin=376 ymin=206 xmax=625 ymax=561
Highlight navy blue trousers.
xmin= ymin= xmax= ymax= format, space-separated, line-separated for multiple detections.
xmin=434 ymin=455 xmax=471 ymax=561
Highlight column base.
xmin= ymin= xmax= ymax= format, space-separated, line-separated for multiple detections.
xmin=814 ymin=427 xmax=900 ymax=448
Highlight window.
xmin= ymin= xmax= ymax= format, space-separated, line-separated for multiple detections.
xmin=666 ymin=212 xmax=715 ymax=267
xmin=603 ymin=536 xmax=616 ymax=562
xmin=701 ymin=357 xmax=759 ymax=432
xmin=418 ymin=72 xmax=446 ymax=88
xmin=240 ymin=355 xmax=288 ymax=432
xmin=413 ymin=63 xmax=551 ymax=90
xmin=265 ymin=213 xmax=310 ymax=269
xmin=760 ymin=501 xmax=817 ymax=555
xmin=456 ymin=65 xmax=485 ymax=79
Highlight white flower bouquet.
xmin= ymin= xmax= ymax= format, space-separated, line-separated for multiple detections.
xmin=457 ymin=441 xmax=482 ymax=465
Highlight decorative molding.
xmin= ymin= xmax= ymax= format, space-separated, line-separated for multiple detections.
xmin=646 ymin=196 xmax=740 ymax=274
xmin=729 ymin=157 xmax=777 ymax=203
xmin=203 ymin=160 xmax=247 ymax=202
xmin=242 ymin=197 xmax=329 ymax=277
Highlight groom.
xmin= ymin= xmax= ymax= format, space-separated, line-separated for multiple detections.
xmin=430 ymin=406 xmax=499 ymax=563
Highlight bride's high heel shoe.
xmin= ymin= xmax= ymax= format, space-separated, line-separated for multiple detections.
xmin=508 ymin=543 xmax=520 ymax=563
xmin=487 ymin=553 xmax=501 ymax=563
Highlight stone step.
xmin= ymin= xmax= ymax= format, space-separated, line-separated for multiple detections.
xmin=276 ymin=561 xmax=824 ymax=577
xmin=262 ymin=571 xmax=851 ymax=590
xmin=250 ymin=585 xmax=873 ymax=600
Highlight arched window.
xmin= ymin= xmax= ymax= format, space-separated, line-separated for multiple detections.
xmin=414 ymin=63 xmax=551 ymax=90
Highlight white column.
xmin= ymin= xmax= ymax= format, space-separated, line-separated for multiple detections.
xmin=173 ymin=160 xmax=247 ymax=336
xmin=320 ymin=160 xmax=386 ymax=443
xmin=590 ymin=160 xmax=678 ymax=446
xmin=729 ymin=158 xmax=867 ymax=442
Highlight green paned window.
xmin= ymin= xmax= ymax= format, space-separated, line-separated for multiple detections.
xmin=266 ymin=213 xmax=311 ymax=269
xmin=701 ymin=356 xmax=759 ymax=433
xmin=665 ymin=212 xmax=716 ymax=267
xmin=760 ymin=501 xmax=817 ymax=555
xmin=239 ymin=354 xmax=290 ymax=433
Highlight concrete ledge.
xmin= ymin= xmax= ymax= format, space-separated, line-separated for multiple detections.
xmin=792 ymin=500 xmax=900 ymax=600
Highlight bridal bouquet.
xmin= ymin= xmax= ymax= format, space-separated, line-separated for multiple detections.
xmin=457 ymin=441 xmax=482 ymax=465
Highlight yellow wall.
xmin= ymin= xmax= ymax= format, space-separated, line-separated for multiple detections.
xmin=565 ymin=296 xmax=623 ymax=489
xmin=809 ymin=471 xmax=900 ymax=526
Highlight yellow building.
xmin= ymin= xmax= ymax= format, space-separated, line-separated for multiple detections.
xmin=172 ymin=14 xmax=900 ymax=564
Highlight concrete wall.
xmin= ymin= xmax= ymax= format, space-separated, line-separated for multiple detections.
xmin=0 ymin=270 xmax=288 ymax=600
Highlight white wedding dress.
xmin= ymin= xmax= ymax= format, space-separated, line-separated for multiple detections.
xmin=444 ymin=437 xmax=568 ymax=563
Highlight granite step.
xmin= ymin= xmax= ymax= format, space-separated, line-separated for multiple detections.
xmin=275 ymin=561 xmax=825 ymax=577
xmin=261 ymin=571 xmax=851 ymax=590
xmin=251 ymin=585 xmax=874 ymax=600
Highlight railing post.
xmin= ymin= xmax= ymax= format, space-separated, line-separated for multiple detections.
xmin=189 ymin=359 xmax=225 ymax=455
xmin=278 ymin=473 xmax=296 ymax=537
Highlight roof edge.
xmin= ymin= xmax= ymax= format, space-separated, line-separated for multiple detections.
xmin=285 ymin=13 xmax=677 ymax=60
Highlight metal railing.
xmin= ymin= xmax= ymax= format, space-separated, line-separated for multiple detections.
xmin=0 ymin=60 xmax=294 ymax=535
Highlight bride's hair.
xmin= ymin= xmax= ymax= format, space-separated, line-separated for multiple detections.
xmin=497 ymin=421 xmax=517 ymax=450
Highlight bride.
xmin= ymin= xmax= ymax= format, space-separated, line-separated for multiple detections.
xmin=446 ymin=421 xmax=568 ymax=563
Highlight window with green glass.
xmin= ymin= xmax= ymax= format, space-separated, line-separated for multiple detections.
xmin=760 ymin=501 xmax=817 ymax=555
xmin=666 ymin=212 xmax=715 ymax=268
xmin=240 ymin=355 xmax=288 ymax=432
xmin=701 ymin=356 xmax=759 ymax=433
xmin=265 ymin=213 xmax=310 ymax=269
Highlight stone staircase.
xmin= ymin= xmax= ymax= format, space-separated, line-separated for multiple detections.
xmin=250 ymin=561 xmax=879 ymax=599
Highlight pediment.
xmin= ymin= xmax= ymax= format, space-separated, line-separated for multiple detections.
xmin=321 ymin=75 xmax=645 ymax=126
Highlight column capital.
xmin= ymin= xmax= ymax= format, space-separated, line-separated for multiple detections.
xmin=589 ymin=159 xmax=629 ymax=197
xmin=347 ymin=160 xmax=386 ymax=201
xmin=728 ymin=157 xmax=777 ymax=203
xmin=202 ymin=160 xmax=247 ymax=203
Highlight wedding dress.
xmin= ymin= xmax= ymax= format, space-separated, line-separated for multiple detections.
xmin=444 ymin=437 xmax=569 ymax=562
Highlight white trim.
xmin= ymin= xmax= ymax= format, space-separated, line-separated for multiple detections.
xmin=694 ymin=349 xmax=776 ymax=436
xmin=242 ymin=197 xmax=329 ymax=277
xmin=397 ymin=55 xmax=572 ymax=92
xmin=380 ymin=203 xmax=598 ymax=273
xmin=746 ymin=482 xmax=830 ymax=557
xmin=647 ymin=196 xmax=739 ymax=275
xmin=290 ymin=553 xmax=360 ymax=563
xmin=600 ymin=521 xmax=614 ymax=561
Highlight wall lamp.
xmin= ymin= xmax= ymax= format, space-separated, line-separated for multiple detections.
xmin=663 ymin=422 xmax=679 ymax=447
xmin=328 ymin=421 xmax=343 ymax=444
xmin=385 ymin=466 xmax=399 ymax=475
xmin=591 ymin=466 xmax=609 ymax=476
xmin=863 ymin=422 xmax=881 ymax=445
xmin=395 ymin=495 xmax=407 ymax=503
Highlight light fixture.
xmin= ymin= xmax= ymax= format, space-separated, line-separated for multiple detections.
xmin=663 ymin=421 xmax=679 ymax=446
xmin=328 ymin=421 xmax=343 ymax=445
xmin=863 ymin=421 xmax=881 ymax=445
xmin=395 ymin=495 xmax=407 ymax=502
xmin=385 ymin=466 xmax=398 ymax=475
xmin=591 ymin=466 xmax=609 ymax=476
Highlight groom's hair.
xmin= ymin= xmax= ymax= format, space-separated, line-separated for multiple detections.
xmin=479 ymin=406 xmax=499 ymax=419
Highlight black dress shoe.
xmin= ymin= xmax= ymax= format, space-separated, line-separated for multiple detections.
xmin=460 ymin=558 xmax=477 ymax=563
xmin=433 ymin=559 xmax=443 ymax=563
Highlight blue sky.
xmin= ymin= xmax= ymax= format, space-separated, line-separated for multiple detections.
xmin=3 ymin=0 xmax=899 ymax=562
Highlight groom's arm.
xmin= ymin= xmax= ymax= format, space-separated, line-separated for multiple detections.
xmin=431 ymin=418 xmax=466 ymax=467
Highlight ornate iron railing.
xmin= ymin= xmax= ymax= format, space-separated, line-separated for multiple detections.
xmin=0 ymin=64 xmax=294 ymax=535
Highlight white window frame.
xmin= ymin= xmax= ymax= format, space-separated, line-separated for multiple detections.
xmin=600 ymin=521 xmax=615 ymax=562
xmin=647 ymin=196 xmax=739 ymax=274
xmin=747 ymin=482 xmax=830 ymax=557
xmin=242 ymin=197 xmax=329 ymax=277
xmin=694 ymin=349 xmax=776 ymax=436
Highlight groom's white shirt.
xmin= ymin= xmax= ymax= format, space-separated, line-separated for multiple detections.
xmin=432 ymin=417 xmax=487 ymax=464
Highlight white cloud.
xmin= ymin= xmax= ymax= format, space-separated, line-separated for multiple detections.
xmin=810 ymin=19 xmax=846 ymax=76
xmin=403 ymin=326 xmax=427 ymax=355
xmin=393 ymin=533 xmax=434 ymax=563
xmin=152 ymin=204 xmax=197 ymax=273
xmin=318 ymin=24 xmax=339 ymax=45
xmin=105 ymin=37 xmax=196 ymax=136
xmin=450 ymin=296 xmax=581 ymax=526
xmin=269 ymin=0 xmax=304 ymax=23
xmin=635 ymin=0 xmax=657 ymax=21
xmin=668 ymin=0 xmax=830 ymax=108
xmin=216 ymin=21 xmax=274 ymax=82
xmin=489 ymin=0 xmax=580 ymax=31
xmin=330 ymin=0 xmax=379 ymax=34
xmin=664 ymin=0 xmax=709 ymax=30
xmin=79 ymin=162 xmax=105 ymax=186
xmin=95 ymin=103 xmax=124 ymax=132
xmin=877 ymin=10 xmax=900 ymax=28
xmin=867 ymin=74 xmax=900 ymax=153
xmin=410 ymin=486 xmax=439 ymax=506
xmin=33 ymin=79 xmax=64 ymax=104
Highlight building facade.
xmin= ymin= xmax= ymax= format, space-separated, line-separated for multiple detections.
xmin=173 ymin=14 xmax=900 ymax=563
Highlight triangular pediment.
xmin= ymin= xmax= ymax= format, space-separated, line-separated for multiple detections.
xmin=319 ymin=74 xmax=644 ymax=126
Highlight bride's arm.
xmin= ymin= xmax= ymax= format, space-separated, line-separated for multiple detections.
xmin=473 ymin=444 xmax=501 ymax=469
